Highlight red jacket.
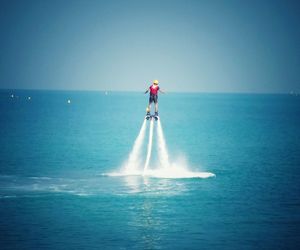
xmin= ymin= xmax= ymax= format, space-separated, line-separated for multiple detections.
xmin=149 ymin=85 xmax=159 ymax=95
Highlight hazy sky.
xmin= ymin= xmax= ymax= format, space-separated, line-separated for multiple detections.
xmin=0 ymin=0 xmax=299 ymax=93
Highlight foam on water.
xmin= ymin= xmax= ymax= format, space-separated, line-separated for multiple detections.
xmin=107 ymin=155 xmax=215 ymax=179
xmin=104 ymin=169 xmax=215 ymax=179
xmin=0 ymin=173 xmax=207 ymax=198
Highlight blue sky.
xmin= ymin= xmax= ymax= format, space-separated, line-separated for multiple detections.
xmin=0 ymin=0 xmax=299 ymax=93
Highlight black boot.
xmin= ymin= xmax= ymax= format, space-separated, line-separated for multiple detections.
xmin=146 ymin=111 xmax=150 ymax=120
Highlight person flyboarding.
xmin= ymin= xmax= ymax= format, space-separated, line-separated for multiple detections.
xmin=144 ymin=80 xmax=165 ymax=120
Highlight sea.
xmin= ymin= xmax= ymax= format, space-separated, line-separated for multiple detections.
xmin=0 ymin=89 xmax=299 ymax=249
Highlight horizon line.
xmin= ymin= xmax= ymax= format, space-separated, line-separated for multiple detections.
xmin=0 ymin=87 xmax=298 ymax=95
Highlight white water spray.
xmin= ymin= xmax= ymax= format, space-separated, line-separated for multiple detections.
xmin=124 ymin=119 xmax=147 ymax=173
xmin=156 ymin=120 xmax=170 ymax=169
xmin=143 ymin=119 xmax=154 ymax=175
xmin=106 ymin=117 xmax=215 ymax=179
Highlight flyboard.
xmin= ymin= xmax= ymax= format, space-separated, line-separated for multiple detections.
xmin=145 ymin=113 xmax=159 ymax=121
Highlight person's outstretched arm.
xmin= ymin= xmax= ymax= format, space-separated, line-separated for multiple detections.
xmin=159 ymin=89 xmax=165 ymax=94
xmin=144 ymin=89 xmax=149 ymax=94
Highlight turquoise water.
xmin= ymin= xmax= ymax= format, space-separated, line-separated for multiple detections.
xmin=0 ymin=90 xmax=300 ymax=249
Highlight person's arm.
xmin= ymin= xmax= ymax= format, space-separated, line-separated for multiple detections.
xmin=159 ymin=89 xmax=165 ymax=94
xmin=144 ymin=86 xmax=150 ymax=94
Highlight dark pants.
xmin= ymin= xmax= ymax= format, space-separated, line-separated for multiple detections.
xmin=149 ymin=94 xmax=158 ymax=104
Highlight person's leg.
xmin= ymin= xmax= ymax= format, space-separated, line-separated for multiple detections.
xmin=147 ymin=96 xmax=152 ymax=114
xmin=154 ymin=95 xmax=158 ymax=114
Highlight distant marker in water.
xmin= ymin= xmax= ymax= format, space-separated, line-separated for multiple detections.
xmin=67 ymin=99 xmax=71 ymax=104
xmin=11 ymin=94 xmax=14 ymax=98
xmin=28 ymin=96 xmax=31 ymax=100
xmin=105 ymin=91 xmax=108 ymax=95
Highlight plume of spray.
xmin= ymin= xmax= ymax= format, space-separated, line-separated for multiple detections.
xmin=107 ymin=117 xmax=215 ymax=179
xmin=156 ymin=120 xmax=170 ymax=169
xmin=143 ymin=119 xmax=154 ymax=175
xmin=124 ymin=119 xmax=147 ymax=173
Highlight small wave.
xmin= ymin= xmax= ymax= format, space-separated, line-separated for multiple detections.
xmin=0 ymin=195 xmax=17 ymax=199
xmin=29 ymin=176 xmax=52 ymax=180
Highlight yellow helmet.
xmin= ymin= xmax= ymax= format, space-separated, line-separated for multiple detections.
xmin=153 ymin=80 xmax=159 ymax=85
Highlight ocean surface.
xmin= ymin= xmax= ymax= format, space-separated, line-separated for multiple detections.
xmin=0 ymin=90 xmax=299 ymax=249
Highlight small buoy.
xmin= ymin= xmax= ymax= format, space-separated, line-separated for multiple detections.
xmin=105 ymin=91 xmax=108 ymax=95
xmin=11 ymin=94 xmax=14 ymax=98
xmin=28 ymin=96 xmax=31 ymax=100
xmin=67 ymin=99 xmax=71 ymax=104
